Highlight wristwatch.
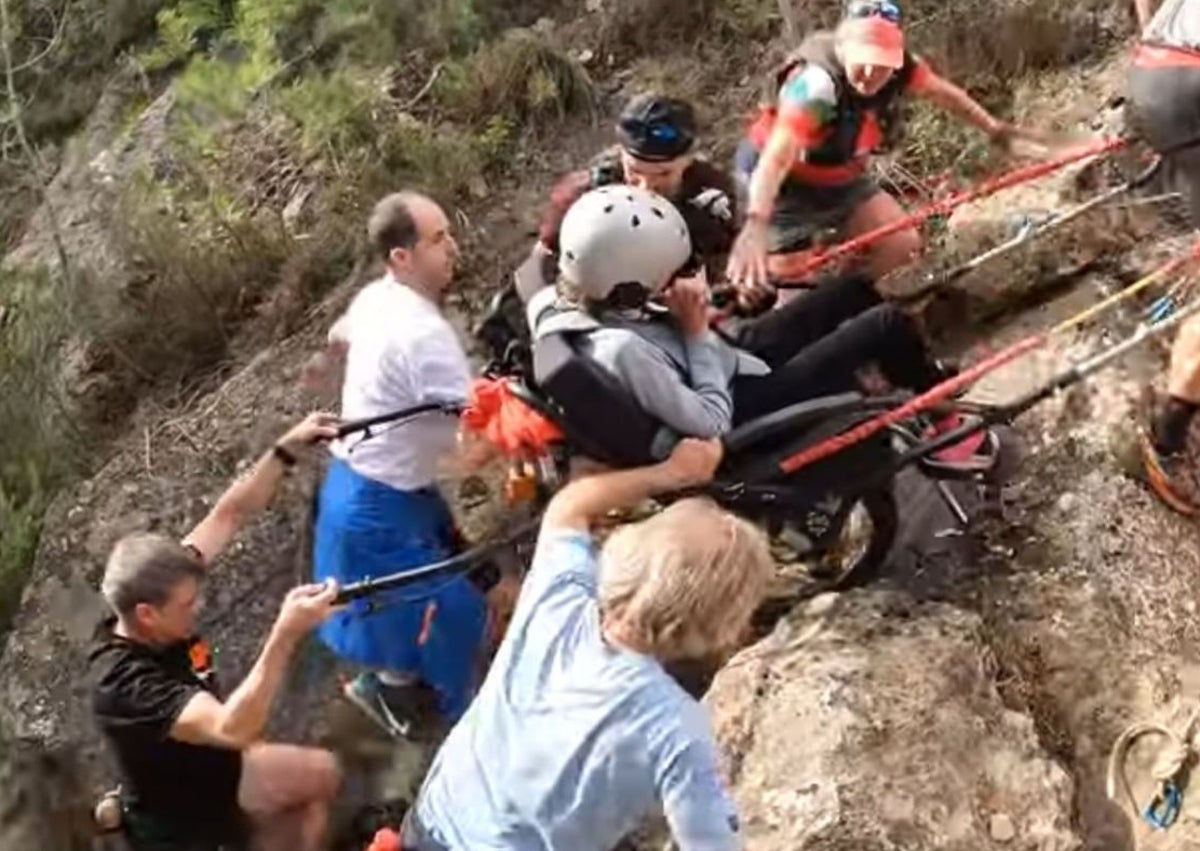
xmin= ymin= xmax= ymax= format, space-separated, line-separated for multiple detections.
xmin=272 ymin=444 xmax=298 ymax=468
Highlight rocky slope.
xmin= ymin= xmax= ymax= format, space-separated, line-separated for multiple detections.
xmin=5 ymin=2 xmax=1200 ymax=850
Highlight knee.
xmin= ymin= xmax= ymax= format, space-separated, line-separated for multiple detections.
xmin=867 ymin=303 xmax=925 ymax=346
xmin=310 ymin=749 xmax=342 ymax=802
xmin=882 ymin=227 xmax=922 ymax=263
xmin=866 ymin=228 xmax=921 ymax=282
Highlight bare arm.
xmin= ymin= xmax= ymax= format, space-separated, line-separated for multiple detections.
xmin=302 ymin=313 xmax=351 ymax=393
xmin=915 ymin=71 xmax=1004 ymax=137
xmin=183 ymin=413 xmax=338 ymax=563
xmin=170 ymin=582 xmax=339 ymax=749
xmin=746 ymin=124 xmax=800 ymax=223
xmin=728 ymin=125 xmax=799 ymax=293
xmin=544 ymin=438 xmax=723 ymax=531
xmin=1134 ymin=0 xmax=1155 ymax=28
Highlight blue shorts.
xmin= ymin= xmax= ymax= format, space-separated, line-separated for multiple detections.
xmin=313 ymin=458 xmax=487 ymax=721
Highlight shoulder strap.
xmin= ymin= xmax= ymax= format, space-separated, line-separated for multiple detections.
xmin=768 ymin=31 xmax=843 ymax=102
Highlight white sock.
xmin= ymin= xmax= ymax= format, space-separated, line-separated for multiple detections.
xmin=377 ymin=669 xmax=418 ymax=687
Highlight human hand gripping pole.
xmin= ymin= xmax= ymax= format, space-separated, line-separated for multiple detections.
xmin=332 ymin=438 xmax=725 ymax=606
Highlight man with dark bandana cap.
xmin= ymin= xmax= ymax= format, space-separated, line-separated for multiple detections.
xmin=537 ymin=93 xmax=741 ymax=283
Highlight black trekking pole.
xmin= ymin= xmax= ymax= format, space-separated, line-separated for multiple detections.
xmin=335 ymin=401 xmax=465 ymax=441
xmin=333 ymin=519 xmax=541 ymax=605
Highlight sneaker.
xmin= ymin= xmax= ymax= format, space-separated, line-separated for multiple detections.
xmin=1140 ymin=432 xmax=1198 ymax=516
xmin=921 ymin=413 xmax=998 ymax=474
xmin=343 ymin=672 xmax=414 ymax=740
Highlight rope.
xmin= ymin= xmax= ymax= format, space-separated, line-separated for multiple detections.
xmin=778 ymin=236 xmax=1200 ymax=476
xmin=1107 ymin=707 xmax=1200 ymax=831
xmin=776 ymin=135 xmax=1130 ymax=283
xmin=1049 ymin=244 xmax=1200 ymax=336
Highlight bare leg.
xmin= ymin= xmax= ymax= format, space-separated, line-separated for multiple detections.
xmin=238 ymin=743 xmax=341 ymax=851
xmin=1168 ymin=314 xmax=1200 ymax=403
xmin=840 ymin=190 xmax=922 ymax=290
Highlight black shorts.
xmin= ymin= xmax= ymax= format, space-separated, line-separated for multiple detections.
xmin=1128 ymin=63 xmax=1200 ymax=226
xmin=734 ymin=138 xmax=880 ymax=253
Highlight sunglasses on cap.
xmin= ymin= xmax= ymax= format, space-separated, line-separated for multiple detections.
xmin=619 ymin=117 xmax=684 ymax=146
xmin=845 ymin=0 xmax=902 ymax=23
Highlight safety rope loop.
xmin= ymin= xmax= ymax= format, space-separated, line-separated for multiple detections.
xmin=780 ymin=135 xmax=1131 ymax=282
xmin=1144 ymin=780 xmax=1183 ymax=831
xmin=1108 ymin=706 xmax=1200 ymax=833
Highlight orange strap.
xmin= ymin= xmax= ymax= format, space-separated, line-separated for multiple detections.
xmin=746 ymin=109 xmax=868 ymax=186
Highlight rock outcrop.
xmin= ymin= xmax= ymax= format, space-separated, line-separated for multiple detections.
xmin=707 ymin=591 xmax=1082 ymax=851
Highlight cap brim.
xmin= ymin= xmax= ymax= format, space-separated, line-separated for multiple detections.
xmin=841 ymin=42 xmax=905 ymax=70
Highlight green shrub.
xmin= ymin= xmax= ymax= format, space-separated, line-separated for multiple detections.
xmin=275 ymin=66 xmax=380 ymax=160
xmin=72 ymin=172 xmax=294 ymax=393
xmin=140 ymin=0 xmax=226 ymax=71
xmin=0 ymin=482 xmax=45 ymax=639
xmin=435 ymin=28 xmax=593 ymax=127
xmin=369 ymin=115 xmax=492 ymax=199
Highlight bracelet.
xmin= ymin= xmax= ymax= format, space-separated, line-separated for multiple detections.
xmin=272 ymin=444 xmax=298 ymax=468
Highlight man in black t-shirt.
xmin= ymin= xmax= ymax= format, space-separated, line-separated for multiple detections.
xmin=89 ymin=412 xmax=343 ymax=851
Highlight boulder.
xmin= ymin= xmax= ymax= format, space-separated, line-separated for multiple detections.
xmin=706 ymin=591 xmax=1082 ymax=851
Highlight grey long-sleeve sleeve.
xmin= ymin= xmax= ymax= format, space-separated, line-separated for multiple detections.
xmin=609 ymin=330 xmax=734 ymax=441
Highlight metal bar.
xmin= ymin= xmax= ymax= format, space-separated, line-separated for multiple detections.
xmin=884 ymin=295 xmax=1200 ymax=475
xmin=334 ymin=519 xmax=540 ymax=604
xmin=897 ymin=157 xmax=1163 ymax=304
xmin=335 ymin=401 xmax=464 ymax=440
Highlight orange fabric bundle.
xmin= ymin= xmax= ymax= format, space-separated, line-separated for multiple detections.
xmin=461 ymin=377 xmax=563 ymax=457
xmin=366 ymin=827 xmax=401 ymax=851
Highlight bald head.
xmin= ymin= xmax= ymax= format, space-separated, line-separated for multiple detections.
xmin=368 ymin=191 xmax=458 ymax=301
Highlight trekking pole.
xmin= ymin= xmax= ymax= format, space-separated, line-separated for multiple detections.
xmin=335 ymin=401 xmax=465 ymax=440
xmin=333 ymin=519 xmax=541 ymax=604
xmin=897 ymin=156 xmax=1166 ymax=304
xmin=773 ymin=135 xmax=1130 ymax=288
xmin=777 ymin=236 xmax=1200 ymax=475
xmin=888 ymin=294 xmax=1200 ymax=472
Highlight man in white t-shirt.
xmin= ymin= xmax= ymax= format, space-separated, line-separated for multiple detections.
xmin=308 ymin=192 xmax=488 ymax=736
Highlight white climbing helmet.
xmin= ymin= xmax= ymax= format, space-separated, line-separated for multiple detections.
xmin=558 ymin=185 xmax=692 ymax=301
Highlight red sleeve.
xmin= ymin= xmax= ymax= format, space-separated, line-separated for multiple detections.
xmin=538 ymin=170 xmax=592 ymax=253
xmin=905 ymin=58 xmax=936 ymax=94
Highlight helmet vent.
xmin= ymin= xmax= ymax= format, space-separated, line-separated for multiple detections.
xmin=565 ymin=250 xmax=576 ymax=261
xmin=631 ymin=215 xmax=641 ymax=228
xmin=603 ymin=204 xmax=614 ymax=214
xmin=651 ymin=207 xmax=664 ymax=219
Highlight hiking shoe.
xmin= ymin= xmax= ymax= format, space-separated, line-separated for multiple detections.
xmin=1140 ymin=432 xmax=1198 ymax=516
xmin=343 ymin=672 xmax=416 ymax=741
xmin=920 ymin=413 xmax=999 ymax=476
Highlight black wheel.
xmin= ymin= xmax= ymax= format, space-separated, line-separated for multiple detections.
xmin=775 ymin=484 xmax=899 ymax=591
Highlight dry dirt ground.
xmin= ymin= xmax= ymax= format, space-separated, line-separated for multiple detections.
xmin=5 ymin=19 xmax=1200 ymax=851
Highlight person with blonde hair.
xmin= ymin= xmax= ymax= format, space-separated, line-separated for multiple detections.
xmin=402 ymin=438 xmax=771 ymax=851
